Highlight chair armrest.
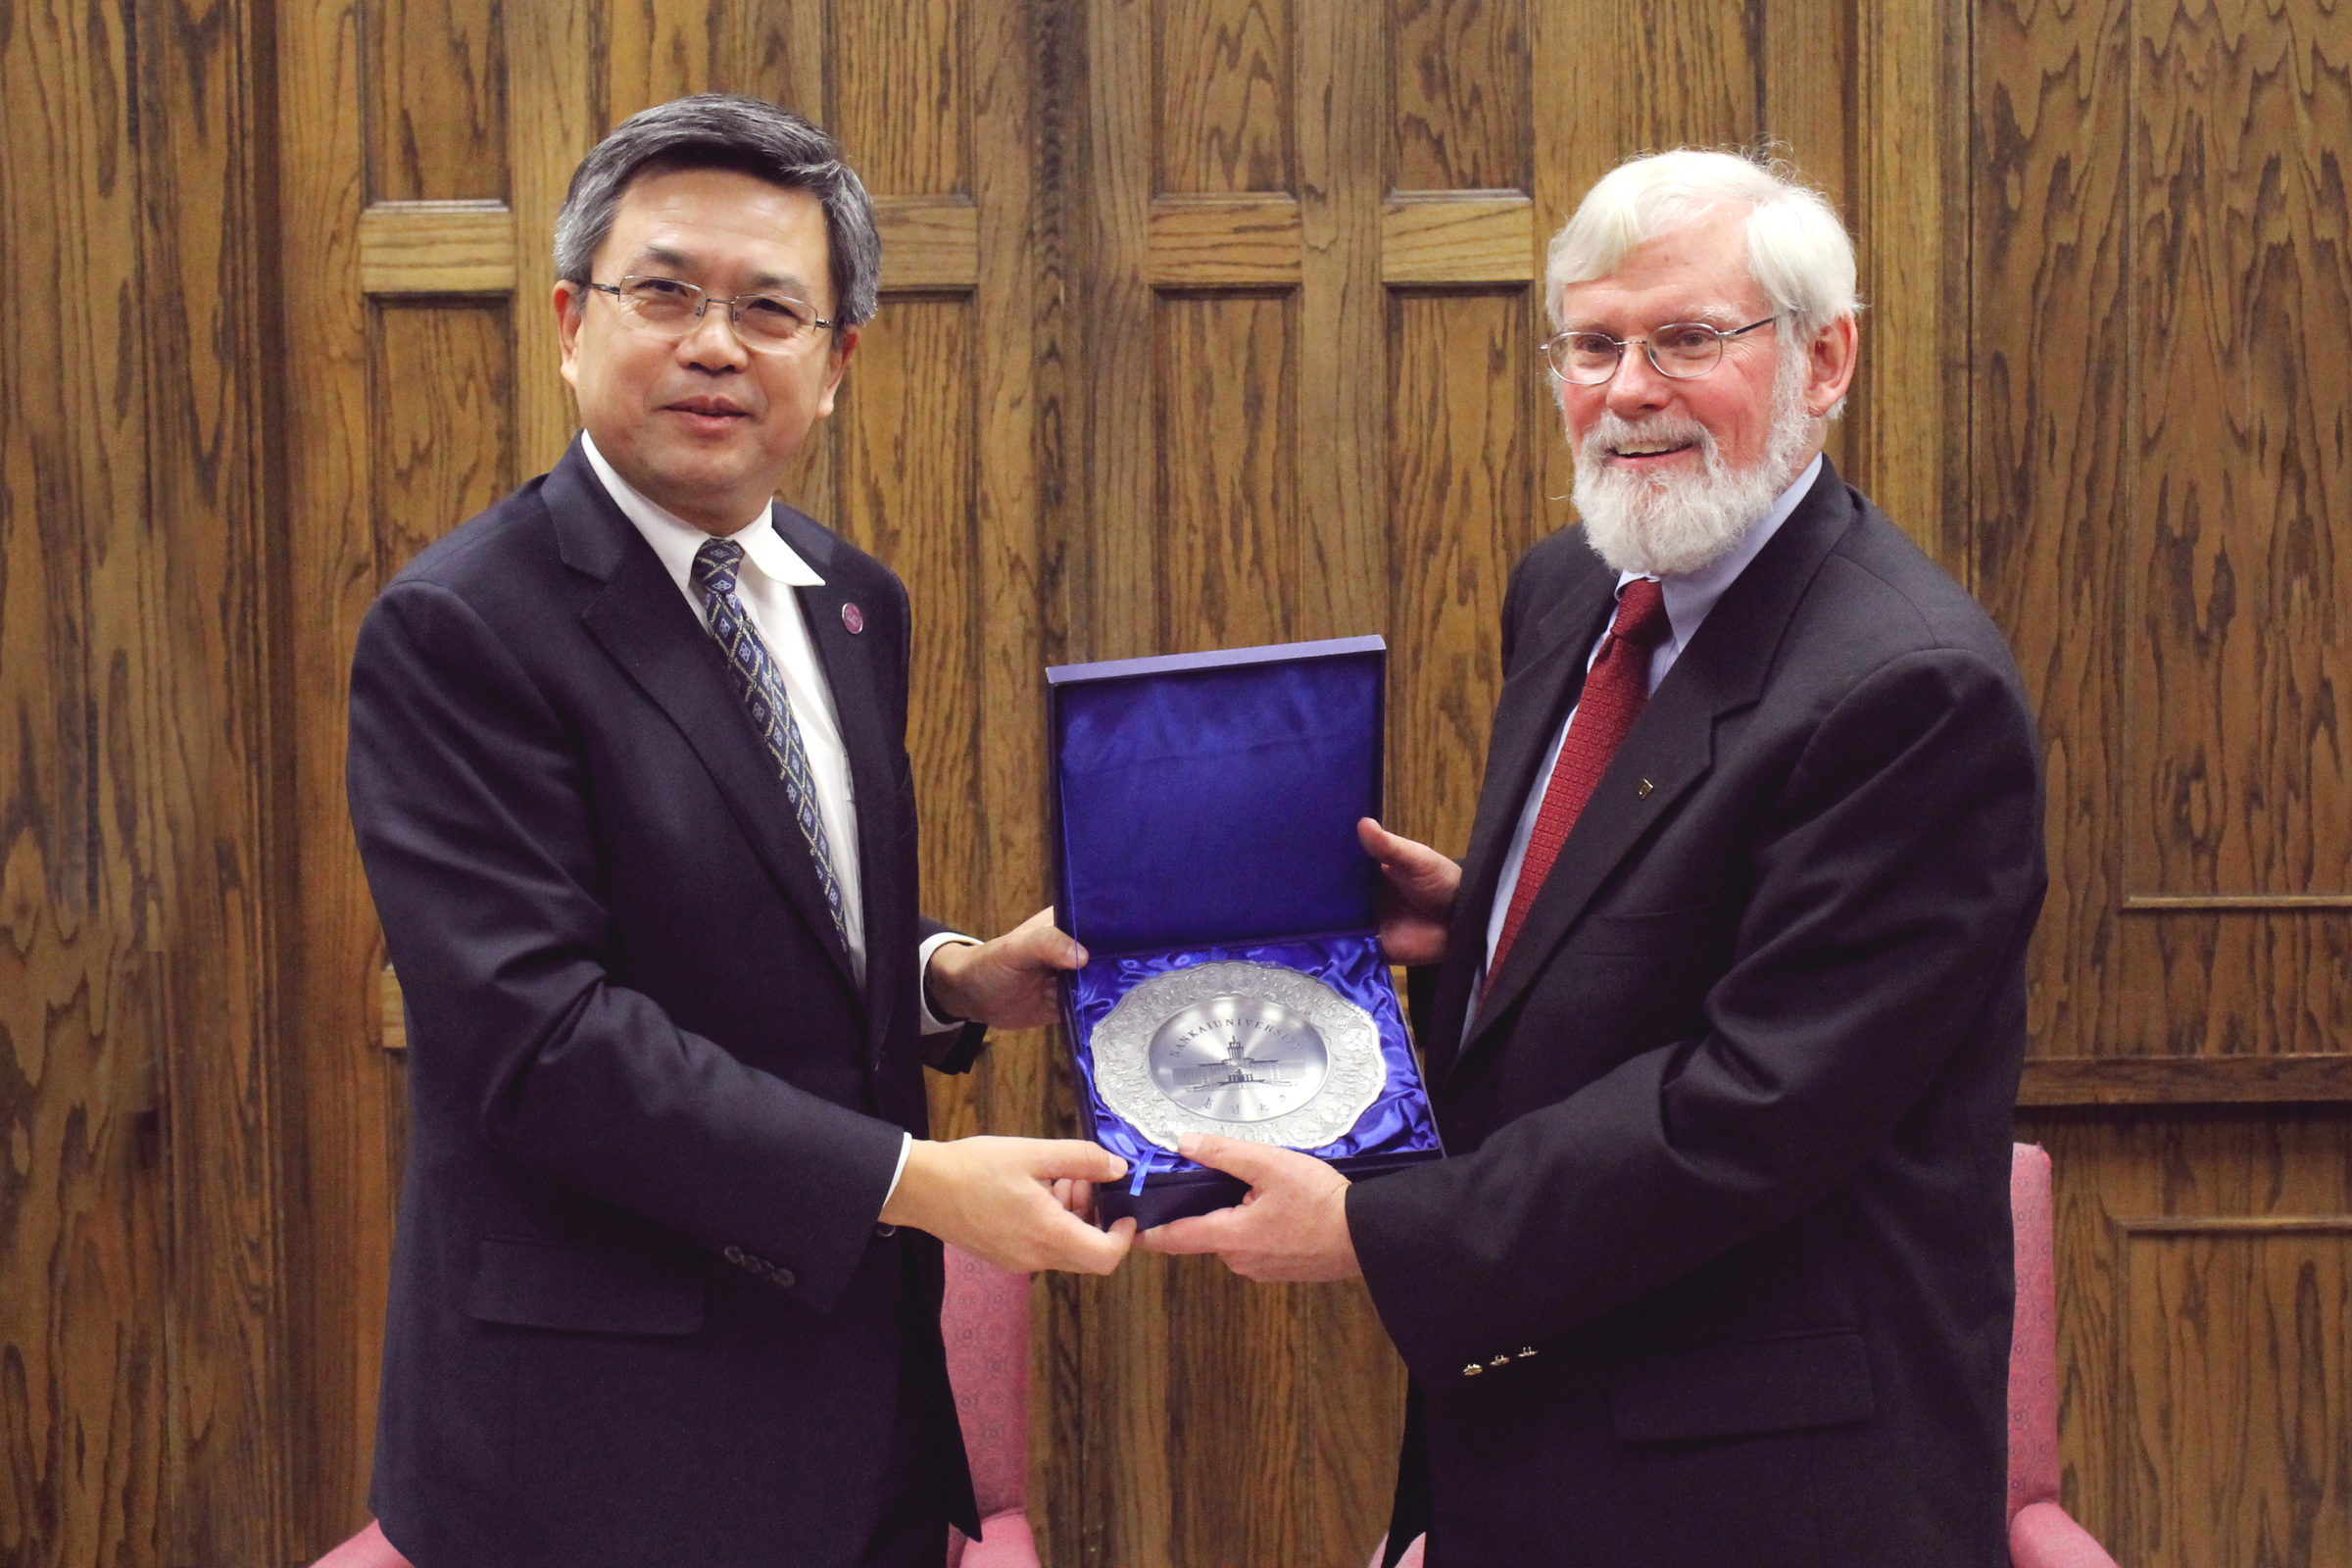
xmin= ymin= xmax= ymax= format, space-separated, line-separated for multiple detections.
xmin=2010 ymin=1499 xmax=2120 ymax=1568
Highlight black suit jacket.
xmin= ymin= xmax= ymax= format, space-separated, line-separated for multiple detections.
xmin=1349 ymin=463 xmax=2045 ymax=1568
xmin=348 ymin=439 xmax=986 ymax=1567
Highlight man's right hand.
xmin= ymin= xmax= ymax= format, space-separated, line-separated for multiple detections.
xmin=1358 ymin=817 xmax=1459 ymax=966
xmin=880 ymin=1136 xmax=1136 ymax=1275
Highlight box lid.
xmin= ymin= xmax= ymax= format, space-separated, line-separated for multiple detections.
xmin=1047 ymin=636 xmax=1385 ymax=954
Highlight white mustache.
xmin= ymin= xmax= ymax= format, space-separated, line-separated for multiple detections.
xmin=1580 ymin=413 xmax=1716 ymax=468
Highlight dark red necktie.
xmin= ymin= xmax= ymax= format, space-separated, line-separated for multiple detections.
xmin=1486 ymin=578 xmax=1672 ymax=990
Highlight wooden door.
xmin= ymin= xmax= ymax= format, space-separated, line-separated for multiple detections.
xmin=1980 ymin=0 xmax=2352 ymax=1557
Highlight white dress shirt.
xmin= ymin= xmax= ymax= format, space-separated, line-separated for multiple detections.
xmin=1476 ymin=455 xmax=1825 ymax=1012
xmin=582 ymin=436 xmax=975 ymax=1196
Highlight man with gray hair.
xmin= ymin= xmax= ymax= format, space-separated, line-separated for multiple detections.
xmin=1144 ymin=149 xmax=2045 ymax=1566
xmin=347 ymin=96 xmax=1131 ymax=1567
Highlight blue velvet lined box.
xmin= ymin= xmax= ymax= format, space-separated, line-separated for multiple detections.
xmin=1047 ymin=636 xmax=1444 ymax=1228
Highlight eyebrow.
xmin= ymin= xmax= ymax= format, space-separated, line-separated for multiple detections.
xmin=1562 ymin=302 xmax=1749 ymax=334
xmin=627 ymin=242 xmax=814 ymax=298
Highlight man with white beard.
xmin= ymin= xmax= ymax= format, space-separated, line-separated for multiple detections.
xmin=1141 ymin=149 xmax=2046 ymax=1568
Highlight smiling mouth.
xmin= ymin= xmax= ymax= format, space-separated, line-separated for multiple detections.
xmin=1607 ymin=441 xmax=1696 ymax=459
xmin=666 ymin=399 xmax=749 ymax=418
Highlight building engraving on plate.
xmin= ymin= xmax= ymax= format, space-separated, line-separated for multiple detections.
xmin=1093 ymin=960 xmax=1386 ymax=1152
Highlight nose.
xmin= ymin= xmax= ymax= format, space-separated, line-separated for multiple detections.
xmin=676 ymin=300 xmax=751 ymax=370
xmin=1602 ymin=340 xmax=1675 ymax=419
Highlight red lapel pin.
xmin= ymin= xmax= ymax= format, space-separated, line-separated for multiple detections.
xmin=841 ymin=602 xmax=864 ymax=635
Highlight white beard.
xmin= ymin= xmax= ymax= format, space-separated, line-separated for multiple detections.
xmin=1570 ymin=355 xmax=1817 ymax=577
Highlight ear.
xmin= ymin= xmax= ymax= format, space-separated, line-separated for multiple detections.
xmin=812 ymin=325 xmax=859 ymax=420
xmin=1803 ymin=313 xmax=1859 ymax=416
xmin=554 ymin=279 xmax=586 ymax=388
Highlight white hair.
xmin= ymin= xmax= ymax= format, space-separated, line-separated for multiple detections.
xmin=1544 ymin=148 xmax=1860 ymax=336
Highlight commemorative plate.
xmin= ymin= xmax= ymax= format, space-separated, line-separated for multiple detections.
xmin=1090 ymin=960 xmax=1389 ymax=1152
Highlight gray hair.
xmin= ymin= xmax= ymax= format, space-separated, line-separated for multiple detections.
xmin=1544 ymin=148 xmax=1859 ymax=336
xmin=553 ymin=94 xmax=881 ymax=328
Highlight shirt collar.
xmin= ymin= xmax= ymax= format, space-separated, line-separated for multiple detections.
xmin=1615 ymin=451 xmax=1824 ymax=652
xmin=580 ymin=432 xmax=825 ymax=593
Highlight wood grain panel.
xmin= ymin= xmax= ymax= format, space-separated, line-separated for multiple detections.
xmin=0 ymin=0 xmax=170 ymax=1557
xmin=833 ymin=0 xmax=967 ymax=194
xmin=874 ymin=194 xmax=982 ymax=291
xmin=1973 ymin=0 xmax=2132 ymax=1061
xmin=605 ymin=0 xmax=722 ymax=126
xmin=833 ymin=300 xmax=984 ymax=909
xmin=134 ymin=0 xmax=294 ymax=1546
xmin=1380 ymin=194 xmax=1537 ymax=283
xmin=1851 ymin=0 xmax=1962 ymax=557
xmin=1291 ymin=1 xmax=1400 ymax=1551
xmin=358 ymin=200 xmax=517 ymax=294
xmin=1392 ymin=0 xmax=1530 ymax=192
xmin=2127 ymin=0 xmax=2352 ymax=901
xmin=1146 ymin=194 xmax=1303 ymax=284
xmin=276 ymin=0 xmax=397 ymax=1542
xmin=2022 ymin=1054 xmax=2352 ymax=1105
xmin=1155 ymin=0 xmax=1293 ymax=194
xmin=509 ymin=0 xmax=598 ymax=477
xmin=2018 ymin=1109 xmax=2352 ymax=1557
xmin=367 ymin=0 xmax=507 ymax=201
xmin=2116 ymin=1221 xmax=2352 ymax=1568
xmin=371 ymin=302 xmax=516 ymax=582
xmin=1385 ymin=292 xmax=1536 ymax=858
xmin=1153 ymin=292 xmax=1296 ymax=653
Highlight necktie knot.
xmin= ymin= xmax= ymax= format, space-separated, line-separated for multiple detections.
xmin=693 ymin=536 xmax=747 ymax=598
xmin=1608 ymin=577 xmax=1670 ymax=652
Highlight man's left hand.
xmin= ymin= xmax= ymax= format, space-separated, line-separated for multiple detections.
xmin=1136 ymin=1135 xmax=1361 ymax=1282
xmin=926 ymin=906 xmax=1086 ymax=1029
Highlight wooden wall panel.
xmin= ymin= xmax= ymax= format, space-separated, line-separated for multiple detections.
xmin=833 ymin=0 xmax=968 ymax=194
xmin=1392 ymin=0 xmax=1530 ymax=193
xmin=0 ymin=2 xmax=170 ymax=1559
xmin=836 ymin=300 xmax=986 ymax=908
xmin=1155 ymin=0 xmax=1293 ymax=193
xmin=370 ymin=302 xmax=516 ymax=580
xmin=2019 ymin=1109 xmax=2352 ymax=1566
xmin=1153 ymin=292 xmax=1297 ymax=652
xmin=367 ymin=0 xmax=507 ymax=202
xmin=1974 ymin=0 xmax=2133 ymax=1060
xmin=1385 ymin=291 xmax=1538 ymax=856
xmin=2119 ymin=1223 xmax=2352 ymax=1567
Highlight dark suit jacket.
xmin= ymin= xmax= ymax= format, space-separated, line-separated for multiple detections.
xmin=348 ymin=439 xmax=985 ymax=1567
xmin=1348 ymin=462 xmax=2046 ymax=1568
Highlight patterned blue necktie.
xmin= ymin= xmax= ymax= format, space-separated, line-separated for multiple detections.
xmin=691 ymin=536 xmax=848 ymax=945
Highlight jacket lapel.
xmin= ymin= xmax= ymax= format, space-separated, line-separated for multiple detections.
xmin=777 ymin=507 xmax=904 ymax=1051
xmin=1448 ymin=462 xmax=1862 ymax=1073
xmin=551 ymin=449 xmax=862 ymax=999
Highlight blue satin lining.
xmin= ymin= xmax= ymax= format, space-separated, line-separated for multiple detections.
xmin=1064 ymin=930 xmax=1444 ymax=1170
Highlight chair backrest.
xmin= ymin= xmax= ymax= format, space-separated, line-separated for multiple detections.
xmin=941 ymin=1244 xmax=1030 ymax=1519
xmin=2007 ymin=1142 xmax=2061 ymax=1521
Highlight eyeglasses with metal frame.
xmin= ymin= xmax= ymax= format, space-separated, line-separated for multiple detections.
xmin=1543 ymin=315 xmax=1779 ymax=386
xmin=585 ymin=274 xmax=837 ymax=354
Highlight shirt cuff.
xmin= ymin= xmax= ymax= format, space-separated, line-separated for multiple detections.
xmin=881 ymin=1130 xmax=913 ymax=1206
xmin=917 ymin=931 xmax=982 ymax=1034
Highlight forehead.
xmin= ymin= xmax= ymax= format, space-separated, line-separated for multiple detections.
xmin=600 ymin=166 xmax=832 ymax=291
xmin=1556 ymin=208 xmax=1765 ymax=326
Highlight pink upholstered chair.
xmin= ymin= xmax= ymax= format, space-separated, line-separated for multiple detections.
xmin=309 ymin=1245 xmax=1040 ymax=1568
xmin=1372 ymin=1145 xmax=2118 ymax=1568
xmin=2006 ymin=1144 xmax=2119 ymax=1568
xmin=940 ymin=1244 xmax=1041 ymax=1567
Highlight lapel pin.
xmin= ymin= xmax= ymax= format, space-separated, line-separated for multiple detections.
xmin=841 ymin=602 xmax=864 ymax=635
xmin=1636 ymin=778 xmax=1654 ymax=798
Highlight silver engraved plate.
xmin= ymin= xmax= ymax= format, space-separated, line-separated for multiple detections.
xmin=1092 ymin=960 xmax=1388 ymax=1152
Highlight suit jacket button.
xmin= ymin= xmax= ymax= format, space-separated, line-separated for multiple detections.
xmin=1489 ymin=1355 xmax=1510 ymax=1367
xmin=773 ymin=1267 xmax=796 ymax=1289
xmin=874 ymin=1222 xmax=898 ymax=1238
xmin=1462 ymin=1363 xmax=1483 ymax=1377
xmin=723 ymin=1245 xmax=747 ymax=1265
